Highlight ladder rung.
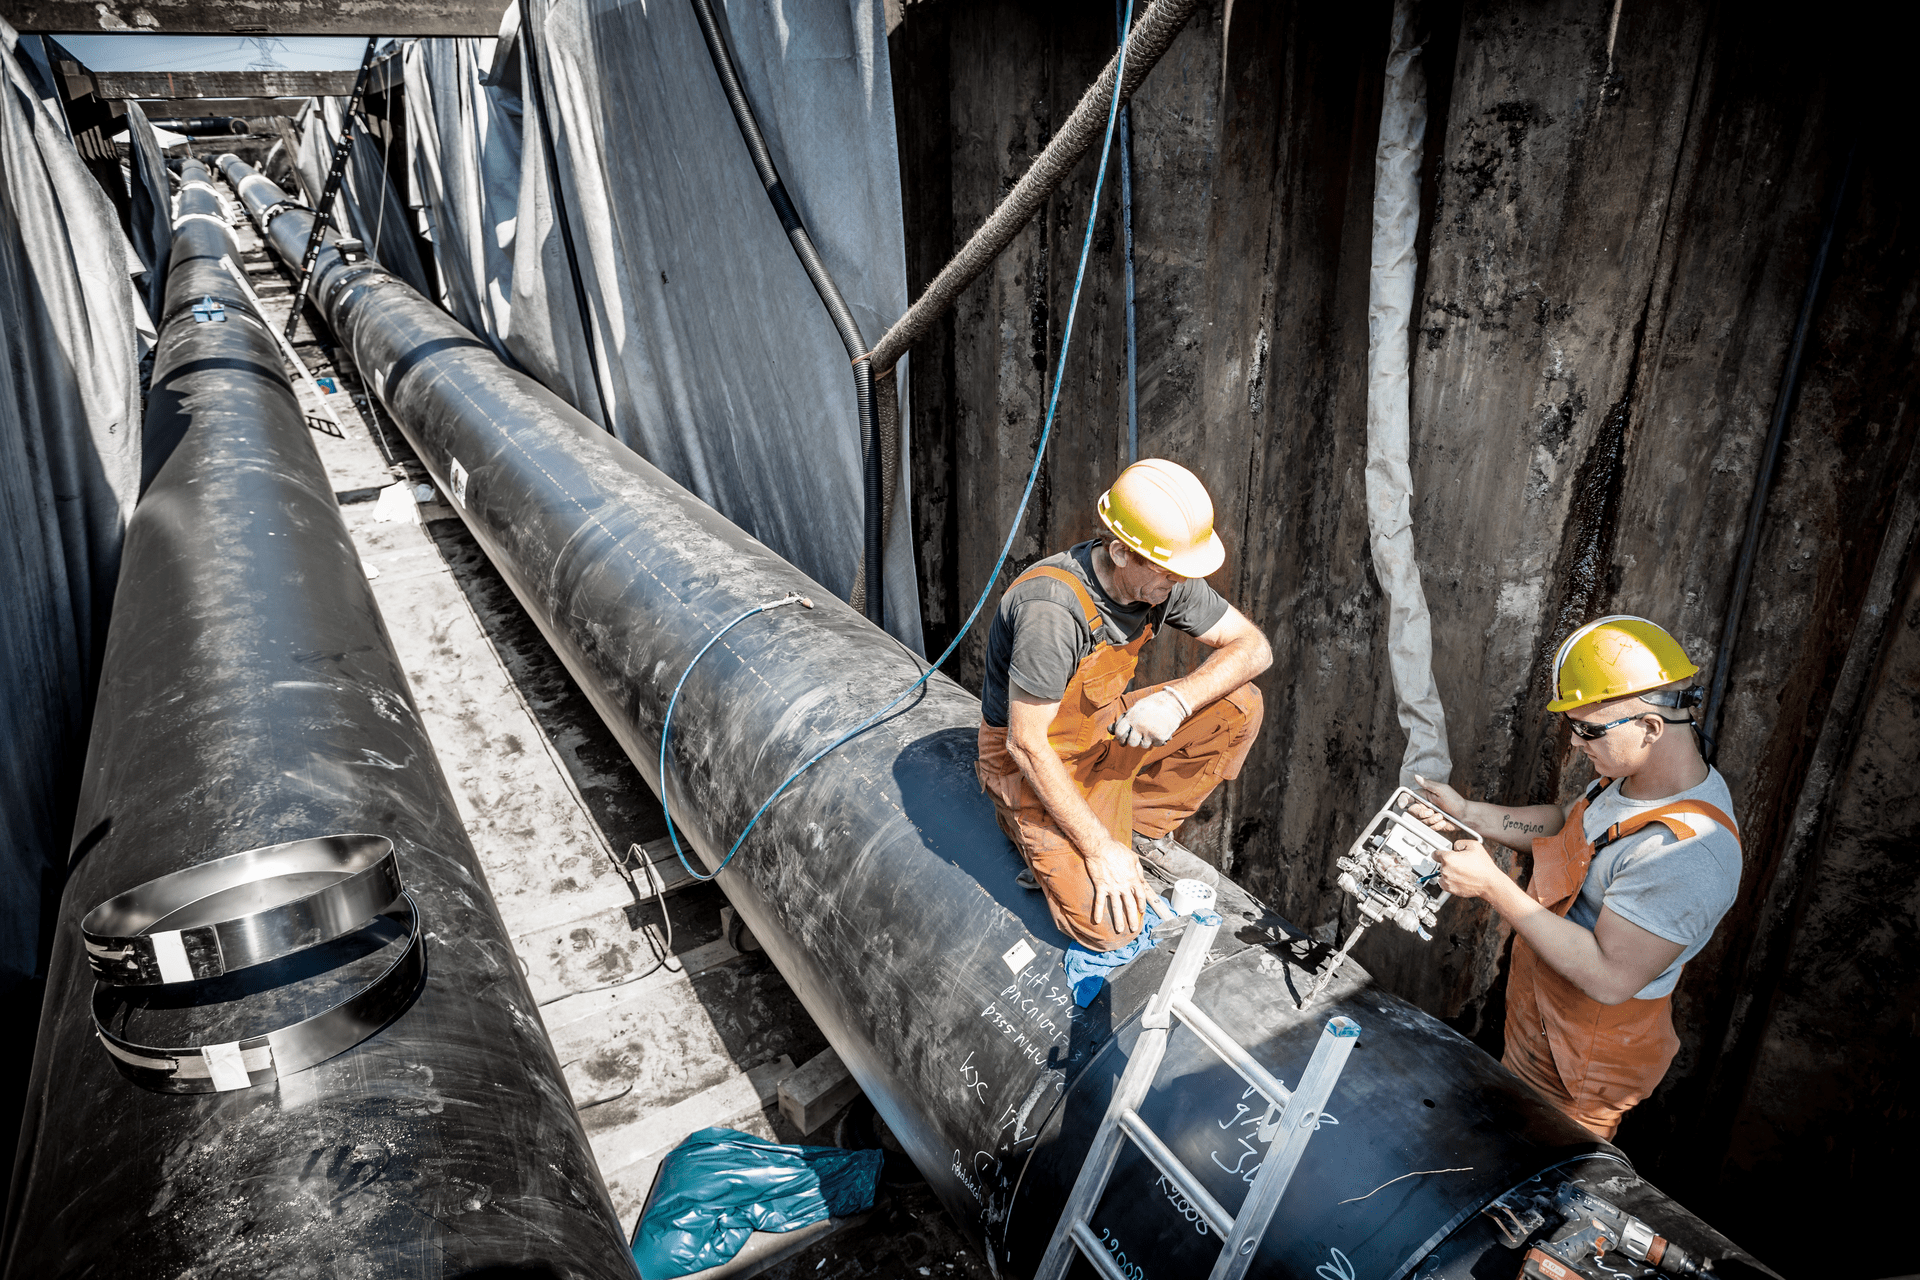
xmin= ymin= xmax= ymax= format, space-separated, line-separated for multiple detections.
xmin=1173 ymin=994 xmax=1293 ymax=1110
xmin=1069 ymin=1219 xmax=1137 ymax=1280
xmin=1116 ymin=1109 xmax=1236 ymax=1238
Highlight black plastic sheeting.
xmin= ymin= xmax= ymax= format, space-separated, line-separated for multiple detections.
xmin=0 ymin=22 xmax=149 ymax=1025
xmin=1 ymin=162 xmax=634 ymax=1277
xmin=368 ymin=0 xmax=924 ymax=648
xmin=227 ymin=156 xmax=1775 ymax=1279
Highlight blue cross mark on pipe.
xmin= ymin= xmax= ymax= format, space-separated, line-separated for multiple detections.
xmin=192 ymin=297 xmax=227 ymax=324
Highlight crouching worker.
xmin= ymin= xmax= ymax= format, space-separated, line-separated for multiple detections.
xmin=975 ymin=460 xmax=1272 ymax=951
xmin=1414 ymin=616 xmax=1740 ymax=1139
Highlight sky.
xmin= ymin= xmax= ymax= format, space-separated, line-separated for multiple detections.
xmin=52 ymin=35 xmax=380 ymax=72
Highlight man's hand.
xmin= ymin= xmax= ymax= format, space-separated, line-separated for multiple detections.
xmin=1085 ymin=837 xmax=1149 ymax=935
xmin=1112 ymin=688 xmax=1189 ymax=749
xmin=1413 ymin=774 xmax=1468 ymax=822
xmin=1434 ymin=838 xmax=1508 ymax=901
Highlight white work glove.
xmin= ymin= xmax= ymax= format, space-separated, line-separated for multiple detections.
xmin=1112 ymin=687 xmax=1192 ymax=749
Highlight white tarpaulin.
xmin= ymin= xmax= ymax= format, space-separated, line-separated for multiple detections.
xmin=121 ymin=102 xmax=172 ymax=318
xmin=403 ymin=34 xmax=525 ymax=362
xmin=296 ymin=95 xmax=434 ymax=299
xmin=1366 ymin=0 xmax=1451 ymax=787
xmin=324 ymin=0 xmax=921 ymax=648
xmin=0 ymin=22 xmax=151 ymax=994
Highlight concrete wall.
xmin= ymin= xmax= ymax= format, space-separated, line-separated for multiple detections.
xmin=891 ymin=1 xmax=1915 ymax=1273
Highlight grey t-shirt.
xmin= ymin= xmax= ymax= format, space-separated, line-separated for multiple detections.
xmin=980 ymin=542 xmax=1230 ymax=728
xmin=1566 ymin=769 xmax=1742 ymax=999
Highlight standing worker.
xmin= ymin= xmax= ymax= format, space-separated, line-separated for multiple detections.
xmin=1413 ymin=616 xmax=1742 ymax=1139
xmin=975 ymin=460 xmax=1272 ymax=950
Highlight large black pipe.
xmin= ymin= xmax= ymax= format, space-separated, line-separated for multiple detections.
xmin=222 ymin=156 xmax=1776 ymax=1280
xmin=2 ymin=161 xmax=634 ymax=1276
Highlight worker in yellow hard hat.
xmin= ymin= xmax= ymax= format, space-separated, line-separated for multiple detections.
xmin=1411 ymin=616 xmax=1742 ymax=1139
xmin=975 ymin=459 xmax=1273 ymax=952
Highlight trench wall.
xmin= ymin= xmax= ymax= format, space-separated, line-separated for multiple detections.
xmin=891 ymin=1 xmax=1917 ymax=1272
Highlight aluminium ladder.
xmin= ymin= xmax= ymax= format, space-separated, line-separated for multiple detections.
xmin=1035 ymin=912 xmax=1360 ymax=1280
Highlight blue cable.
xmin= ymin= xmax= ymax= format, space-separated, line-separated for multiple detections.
xmin=660 ymin=3 xmax=1139 ymax=882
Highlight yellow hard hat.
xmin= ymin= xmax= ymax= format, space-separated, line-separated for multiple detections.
xmin=1097 ymin=459 xmax=1226 ymax=577
xmin=1547 ymin=615 xmax=1701 ymax=713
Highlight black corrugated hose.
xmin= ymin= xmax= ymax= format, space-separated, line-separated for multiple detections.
xmin=687 ymin=0 xmax=885 ymax=629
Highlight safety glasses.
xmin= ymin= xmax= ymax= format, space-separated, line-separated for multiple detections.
xmin=1563 ymin=711 xmax=1653 ymax=741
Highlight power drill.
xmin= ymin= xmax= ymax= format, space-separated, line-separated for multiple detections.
xmin=1489 ymin=1183 xmax=1709 ymax=1279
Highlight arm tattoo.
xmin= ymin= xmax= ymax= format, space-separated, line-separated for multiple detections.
xmin=1501 ymin=815 xmax=1546 ymax=836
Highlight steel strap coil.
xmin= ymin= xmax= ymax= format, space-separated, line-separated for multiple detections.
xmin=91 ymin=892 xmax=427 ymax=1094
xmin=82 ymin=833 xmax=403 ymax=987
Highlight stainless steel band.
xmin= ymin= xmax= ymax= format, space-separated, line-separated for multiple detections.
xmin=82 ymin=834 xmax=402 ymax=987
xmin=92 ymin=892 xmax=427 ymax=1094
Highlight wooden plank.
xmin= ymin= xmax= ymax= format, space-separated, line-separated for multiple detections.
xmin=592 ymin=1055 xmax=796 ymax=1183
xmin=517 ymin=902 xmax=665 ymax=1006
xmin=506 ymin=837 xmax=699 ymax=941
xmin=511 ymin=850 xmax=711 ymax=1004
xmin=540 ymin=937 xmax=746 ymax=1059
xmin=776 ymin=1047 xmax=863 ymax=1136
xmin=6 ymin=0 xmax=508 ymax=36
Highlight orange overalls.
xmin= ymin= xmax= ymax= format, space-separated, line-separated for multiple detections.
xmin=975 ymin=566 xmax=1263 ymax=950
xmin=1505 ymin=781 xmax=1739 ymax=1139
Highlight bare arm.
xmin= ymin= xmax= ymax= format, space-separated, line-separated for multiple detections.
xmin=1414 ymin=775 xmax=1569 ymax=853
xmin=1434 ymin=841 xmax=1686 ymax=1004
xmin=1006 ymin=689 xmax=1148 ymax=934
xmin=1168 ymin=605 xmax=1272 ymax=709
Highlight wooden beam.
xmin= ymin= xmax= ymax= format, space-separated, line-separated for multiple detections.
xmin=138 ymin=98 xmax=312 ymax=118
xmin=69 ymin=50 xmax=403 ymax=101
xmin=3 ymin=0 xmax=507 ymax=36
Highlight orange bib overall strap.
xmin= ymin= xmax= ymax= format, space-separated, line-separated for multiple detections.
xmin=1526 ymin=781 xmax=1740 ymax=916
xmin=1016 ymin=565 xmax=1154 ymax=756
xmin=974 ymin=565 xmax=1155 ymax=834
xmin=1505 ymin=781 xmax=1740 ymax=1140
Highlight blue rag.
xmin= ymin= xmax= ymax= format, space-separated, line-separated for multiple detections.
xmin=1063 ymin=899 xmax=1170 ymax=1007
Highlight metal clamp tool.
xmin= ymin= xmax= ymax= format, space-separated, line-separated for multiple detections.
xmin=92 ymin=893 xmax=426 ymax=1094
xmin=1299 ymin=787 xmax=1480 ymax=1009
xmin=83 ymin=834 xmax=403 ymax=987
xmin=81 ymin=834 xmax=426 ymax=1092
